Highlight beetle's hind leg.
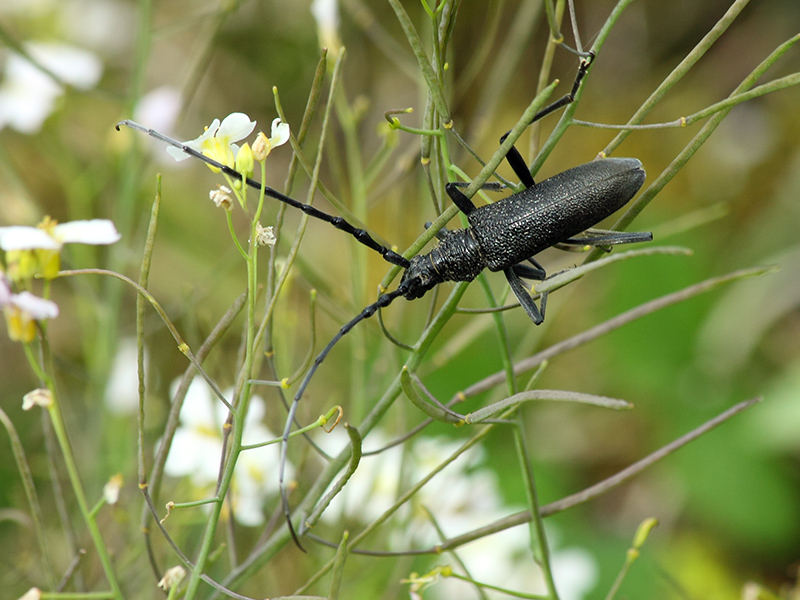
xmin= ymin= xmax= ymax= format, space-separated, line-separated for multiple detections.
xmin=499 ymin=51 xmax=595 ymax=190
xmin=504 ymin=257 xmax=549 ymax=325
xmin=446 ymin=53 xmax=594 ymax=212
xmin=504 ymin=265 xmax=547 ymax=325
xmin=557 ymin=229 xmax=654 ymax=252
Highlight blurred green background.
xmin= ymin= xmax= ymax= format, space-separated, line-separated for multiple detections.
xmin=1 ymin=0 xmax=800 ymax=598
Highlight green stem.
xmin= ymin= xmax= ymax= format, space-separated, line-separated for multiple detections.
xmin=515 ymin=417 xmax=558 ymax=599
xmin=0 ymin=406 xmax=56 ymax=588
xmin=36 ymin=358 xmax=123 ymax=600
xmin=182 ymin=160 xmax=262 ymax=600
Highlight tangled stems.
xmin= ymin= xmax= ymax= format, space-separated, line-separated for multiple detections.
xmin=24 ymin=333 xmax=123 ymax=600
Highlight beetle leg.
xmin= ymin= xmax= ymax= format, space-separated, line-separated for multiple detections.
xmin=503 ymin=145 xmax=537 ymax=189
xmin=512 ymin=258 xmax=546 ymax=281
xmin=499 ymin=52 xmax=596 ymax=190
xmin=445 ymin=182 xmax=478 ymax=215
xmin=504 ymin=267 xmax=545 ymax=325
xmin=561 ymin=229 xmax=654 ymax=247
xmin=425 ymin=221 xmax=451 ymax=241
xmin=448 ymin=181 xmax=507 ymax=193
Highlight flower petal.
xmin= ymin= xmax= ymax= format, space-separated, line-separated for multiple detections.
xmin=135 ymin=86 xmax=182 ymax=134
xmin=166 ymin=119 xmax=219 ymax=161
xmin=195 ymin=120 xmax=220 ymax=145
xmin=217 ymin=113 xmax=256 ymax=143
xmin=27 ymin=43 xmax=103 ymax=90
xmin=165 ymin=145 xmax=191 ymax=161
xmin=22 ymin=389 xmax=54 ymax=410
xmin=0 ymin=226 xmax=58 ymax=250
xmin=269 ymin=118 xmax=290 ymax=147
xmin=0 ymin=42 xmax=101 ymax=134
xmin=311 ymin=0 xmax=339 ymax=31
xmin=11 ymin=291 xmax=59 ymax=319
xmin=54 ymin=220 xmax=121 ymax=245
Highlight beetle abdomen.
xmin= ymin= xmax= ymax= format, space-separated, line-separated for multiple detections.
xmin=468 ymin=158 xmax=645 ymax=271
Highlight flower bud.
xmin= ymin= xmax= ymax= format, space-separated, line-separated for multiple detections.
xmin=235 ymin=142 xmax=254 ymax=178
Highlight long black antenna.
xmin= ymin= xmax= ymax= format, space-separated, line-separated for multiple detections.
xmin=280 ymin=283 xmax=411 ymax=549
xmin=116 ymin=120 xmax=411 ymax=269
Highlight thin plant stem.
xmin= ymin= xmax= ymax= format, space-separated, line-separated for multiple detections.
xmin=33 ymin=348 xmax=123 ymax=599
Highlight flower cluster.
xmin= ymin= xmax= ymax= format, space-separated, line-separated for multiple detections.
xmin=0 ymin=217 xmax=120 ymax=342
xmin=166 ymin=112 xmax=290 ymax=244
xmin=166 ymin=113 xmax=289 ymax=176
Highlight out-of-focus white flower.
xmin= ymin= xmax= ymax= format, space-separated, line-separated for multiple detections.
xmin=0 ymin=218 xmax=121 ymax=251
xmin=22 ymin=388 xmax=53 ymax=410
xmin=2 ymin=274 xmax=58 ymax=342
xmin=103 ymin=474 xmax=123 ymax=505
xmin=2 ymin=291 xmax=59 ymax=341
xmin=157 ymin=565 xmax=186 ymax=591
xmin=317 ymin=429 xmax=404 ymax=525
xmin=166 ymin=113 xmax=256 ymax=171
xmin=61 ymin=0 xmax=134 ymax=55
xmin=0 ymin=285 xmax=59 ymax=319
xmin=317 ymin=428 xmax=599 ymax=600
xmin=551 ymin=547 xmax=599 ymax=600
xmin=104 ymin=338 xmax=147 ymax=415
xmin=311 ymin=0 xmax=341 ymax=54
xmin=134 ymin=86 xmax=182 ymax=136
xmin=1 ymin=217 xmax=120 ymax=282
xmin=17 ymin=587 xmax=42 ymax=600
xmin=0 ymin=42 xmax=102 ymax=134
xmin=164 ymin=378 xmax=290 ymax=526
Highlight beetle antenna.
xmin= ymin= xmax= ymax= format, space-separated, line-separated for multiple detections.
xmin=116 ymin=120 xmax=411 ymax=269
xmin=280 ymin=281 xmax=412 ymax=550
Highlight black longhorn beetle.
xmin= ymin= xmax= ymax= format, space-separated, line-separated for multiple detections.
xmin=118 ymin=50 xmax=653 ymax=547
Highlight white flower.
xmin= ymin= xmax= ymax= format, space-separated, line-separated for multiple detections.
xmin=1 ymin=218 xmax=120 ymax=283
xmin=209 ymin=185 xmax=233 ymax=210
xmin=22 ymin=388 xmax=53 ymax=410
xmin=2 ymin=273 xmax=59 ymax=342
xmin=317 ymin=429 xmax=599 ymax=599
xmin=551 ymin=548 xmax=599 ymax=600
xmin=318 ymin=429 xmax=405 ymax=525
xmin=0 ymin=219 xmax=121 ymax=251
xmin=166 ymin=112 xmax=256 ymax=169
xmin=103 ymin=474 xmax=123 ymax=505
xmin=5 ymin=291 xmax=59 ymax=319
xmin=157 ymin=566 xmax=186 ymax=591
xmin=17 ymin=587 xmax=42 ymax=600
xmin=0 ymin=274 xmax=58 ymax=318
xmin=311 ymin=0 xmax=341 ymax=53
xmin=104 ymin=338 xmax=146 ymax=415
xmin=0 ymin=42 xmax=102 ymax=134
xmin=134 ymin=86 xmax=182 ymax=136
xmin=254 ymin=223 xmax=276 ymax=247
xmin=252 ymin=118 xmax=290 ymax=162
xmin=163 ymin=378 xmax=291 ymax=526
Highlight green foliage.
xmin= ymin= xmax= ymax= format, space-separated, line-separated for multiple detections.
xmin=1 ymin=1 xmax=800 ymax=599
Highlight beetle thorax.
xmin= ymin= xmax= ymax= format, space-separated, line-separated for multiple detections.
xmin=400 ymin=228 xmax=485 ymax=301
